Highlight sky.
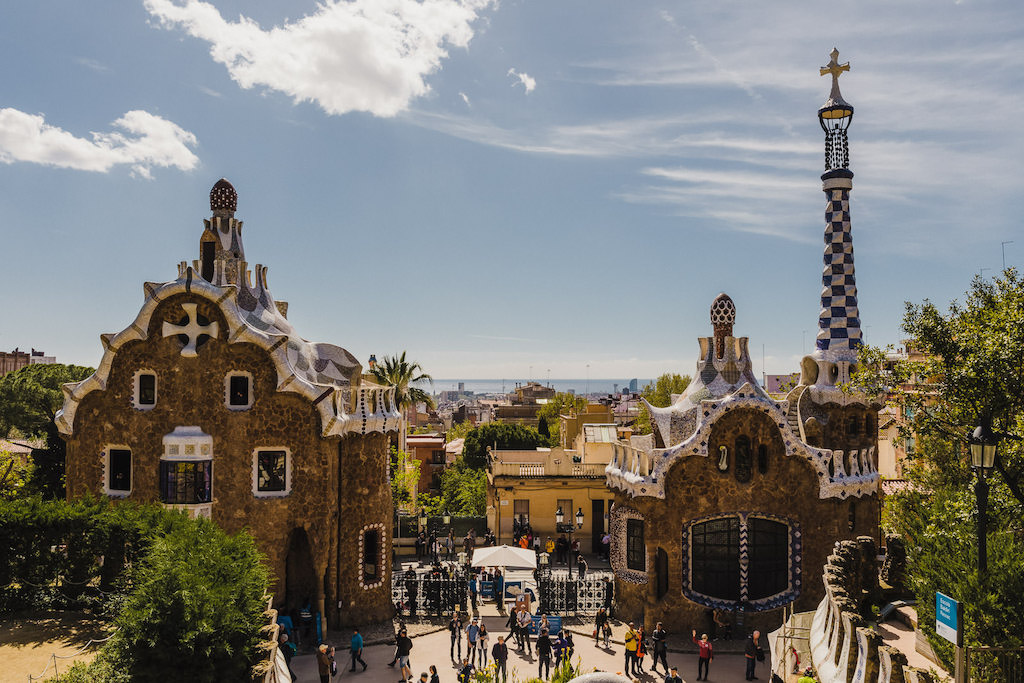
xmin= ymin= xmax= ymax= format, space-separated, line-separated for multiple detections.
xmin=2 ymin=1 xmax=1022 ymax=382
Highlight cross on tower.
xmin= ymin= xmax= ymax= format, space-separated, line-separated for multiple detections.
xmin=820 ymin=47 xmax=850 ymax=88
xmin=162 ymin=303 xmax=219 ymax=357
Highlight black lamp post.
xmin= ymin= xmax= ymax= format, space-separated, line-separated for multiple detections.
xmin=556 ymin=506 xmax=585 ymax=574
xmin=969 ymin=420 xmax=998 ymax=576
xmin=418 ymin=508 xmax=428 ymax=531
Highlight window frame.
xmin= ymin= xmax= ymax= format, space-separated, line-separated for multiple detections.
xmin=252 ymin=447 xmax=292 ymax=498
xmin=626 ymin=518 xmax=646 ymax=571
xmin=103 ymin=445 xmax=133 ymax=496
xmin=224 ymin=371 xmax=254 ymax=411
xmin=683 ymin=513 xmax=800 ymax=610
xmin=132 ymin=370 xmax=158 ymax=410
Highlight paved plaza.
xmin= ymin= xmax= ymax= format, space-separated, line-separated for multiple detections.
xmin=287 ymin=611 xmax=774 ymax=683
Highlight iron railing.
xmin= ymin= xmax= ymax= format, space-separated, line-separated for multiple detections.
xmin=537 ymin=571 xmax=613 ymax=616
xmin=966 ymin=646 xmax=1024 ymax=683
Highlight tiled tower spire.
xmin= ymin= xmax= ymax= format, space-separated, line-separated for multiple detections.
xmin=815 ymin=49 xmax=860 ymax=358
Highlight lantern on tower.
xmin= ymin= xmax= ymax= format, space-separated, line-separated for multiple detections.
xmin=818 ymin=48 xmax=854 ymax=171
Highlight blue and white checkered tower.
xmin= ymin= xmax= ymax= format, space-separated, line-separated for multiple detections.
xmin=799 ymin=49 xmax=863 ymax=391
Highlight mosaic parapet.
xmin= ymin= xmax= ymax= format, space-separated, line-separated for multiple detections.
xmin=605 ymin=382 xmax=877 ymax=500
xmin=56 ymin=265 xmax=402 ymax=438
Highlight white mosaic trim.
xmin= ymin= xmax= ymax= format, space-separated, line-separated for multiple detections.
xmin=610 ymin=505 xmax=647 ymax=584
xmin=55 ymin=268 xmax=405 ymax=438
xmin=606 ymin=382 xmax=878 ymax=501
xmin=358 ymin=522 xmax=387 ymax=590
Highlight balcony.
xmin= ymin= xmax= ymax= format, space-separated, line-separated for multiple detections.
xmin=489 ymin=451 xmax=609 ymax=479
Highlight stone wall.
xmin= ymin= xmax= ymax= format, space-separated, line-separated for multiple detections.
xmin=807 ymin=537 xmax=937 ymax=683
xmin=64 ymin=292 xmax=393 ymax=628
xmin=612 ymin=406 xmax=880 ymax=635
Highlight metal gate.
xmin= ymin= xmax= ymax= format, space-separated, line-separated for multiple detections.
xmin=537 ymin=571 xmax=612 ymax=616
xmin=966 ymin=646 xmax=1024 ymax=683
xmin=391 ymin=569 xmax=467 ymax=617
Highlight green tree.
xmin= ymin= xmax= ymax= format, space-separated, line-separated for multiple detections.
xmin=390 ymin=446 xmax=421 ymax=512
xmin=369 ymin=351 xmax=435 ymax=410
xmin=90 ymin=518 xmax=271 ymax=683
xmin=0 ymin=363 xmax=94 ymax=497
xmin=855 ymin=270 xmax=1024 ymax=669
xmin=462 ymin=422 xmax=545 ymax=469
xmin=633 ymin=372 xmax=692 ymax=435
xmin=0 ymin=448 xmax=34 ymax=500
xmin=439 ymin=459 xmax=487 ymax=516
xmin=535 ymin=392 xmax=587 ymax=446
xmin=446 ymin=420 xmax=475 ymax=441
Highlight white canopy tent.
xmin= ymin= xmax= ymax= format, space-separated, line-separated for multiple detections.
xmin=470 ymin=544 xmax=537 ymax=569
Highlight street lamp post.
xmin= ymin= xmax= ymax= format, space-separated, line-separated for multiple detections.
xmin=969 ymin=420 xmax=999 ymax=576
xmin=556 ymin=506 xmax=585 ymax=575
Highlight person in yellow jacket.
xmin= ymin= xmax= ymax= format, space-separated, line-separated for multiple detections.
xmin=545 ymin=537 xmax=555 ymax=554
xmin=624 ymin=622 xmax=640 ymax=677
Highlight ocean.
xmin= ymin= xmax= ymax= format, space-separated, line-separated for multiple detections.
xmin=419 ymin=379 xmax=653 ymax=397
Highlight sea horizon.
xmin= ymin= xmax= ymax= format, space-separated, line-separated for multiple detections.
xmin=417 ymin=378 xmax=654 ymax=396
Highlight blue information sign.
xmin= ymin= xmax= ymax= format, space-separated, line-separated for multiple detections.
xmin=935 ymin=592 xmax=961 ymax=646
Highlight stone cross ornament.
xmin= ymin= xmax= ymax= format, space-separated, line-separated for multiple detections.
xmin=820 ymin=47 xmax=850 ymax=86
xmin=162 ymin=303 xmax=219 ymax=357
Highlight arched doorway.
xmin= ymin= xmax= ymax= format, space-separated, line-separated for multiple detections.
xmin=655 ymin=547 xmax=669 ymax=599
xmin=285 ymin=527 xmax=317 ymax=612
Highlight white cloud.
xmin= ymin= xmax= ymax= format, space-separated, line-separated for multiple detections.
xmin=0 ymin=108 xmax=199 ymax=177
xmin=459 ymin=91 xmax=471 ymax=106
xmin=507 ymin=67 xmax=536 ymax=93
xmin=144 ymin=0 xmax=493 ymax=117
xmin=75 ymin=57 xmax=110 ymax=73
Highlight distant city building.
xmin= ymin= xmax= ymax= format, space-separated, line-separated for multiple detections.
xmin=765 ymin=373 xmax=801 ymax=394
xmin=628 ymin=378 xmax=638 ymax=392
xmin=0 ymin=348 xmax=55 ymax=376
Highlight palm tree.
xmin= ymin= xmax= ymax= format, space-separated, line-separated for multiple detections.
xmin=369 ymin=351 xmax=435 ymax=411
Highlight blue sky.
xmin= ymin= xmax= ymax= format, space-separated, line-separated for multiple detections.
xmin=1 ymin=1 xmax=1022 ymax=381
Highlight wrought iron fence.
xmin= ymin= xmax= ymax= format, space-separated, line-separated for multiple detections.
xmin=966 ymin=646 xmax=1024 ymax=683
xmin=391 ymin=568 xmax=467 ymax=617
xmin=537 ymin=571 xmax=613 ymax=616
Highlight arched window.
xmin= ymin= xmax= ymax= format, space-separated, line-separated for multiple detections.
xmin=735 ymin=436 xmax=752 ymax=483
xmin=363 ymin=529 xmax=380 ymax=584
xmin=686 ymin=514 xmax=798 ymax=609
xmin=655 ymin=548 xmax=669 ymax=599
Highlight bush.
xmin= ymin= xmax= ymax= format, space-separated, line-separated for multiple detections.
xmin=98 ymin=517 xmax=270 ymax=682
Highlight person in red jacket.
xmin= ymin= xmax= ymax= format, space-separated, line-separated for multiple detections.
xmin=691 ymin=629 xmax=713 ymax=681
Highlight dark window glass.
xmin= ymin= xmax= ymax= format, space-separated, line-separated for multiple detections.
xmin=431 ymin=449 xmax=445 ymax=464
xmin=747 ymin=517 xmax=789 ymax=600
xmin=109 ymin=449 xmax=131 ymax=492
xmin=363 ymin=530 xmax=380 ymax=583
xmin=757 ymin=444 xmax=768 ymax=474
xmin=430 ymin=473 xmax=442 ymax=490
xmin=655 ymin=547 xmax=669 ymax=599
xmin=138 ymin=374 xmax=156 ymax=405
xmin=848 ymin=501 xmax=856 ymax=532
xmin=513 ymin=499 xmax=529 ymax=525
xmin=229 ymin=375 xmax=250 ymax=406
xmin=691 ymin=517 xmax=740 ymax=600
xmin=160 ymin=460 xmax=212 ymax=504
xmin=626 ymin=519 xmax=645 ymax=571
xmin=257 ymin=450 xmax=287 ymax=492
xmin=735 ymin=435 xmax=752 ymax=483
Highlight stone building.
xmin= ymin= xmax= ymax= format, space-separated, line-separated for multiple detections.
xmin=604 ymin=51 xmax=880 ymax=634
xmin=56 ymin=180 xmax=401 ymax=629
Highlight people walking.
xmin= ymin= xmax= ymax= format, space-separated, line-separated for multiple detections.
xmin=576 ymin=554 xmax=588 ymax=579
xmin=449 ymin=613 xmax=463 ymax=662
xmin=624 ymin=622 xmax=640 ymax=677
xmin=317 ymin=644 xmax=335 ymax=683
xmin=594 ymin=608 xmax=607 ymax=646
xmin=650 ymin=622 xmax=668 ymax=675
xmin=635 ymin=625 xmax=648 ymax=677
xmin=396 ymin=628 xmax=414 ymax=683
xmin=350 ymin=629 xmax=368 ymax=672
xmin=691 ymin=629 xmax=713 ymax=681
xmin=536 ymin=628 xmax=553 ymax=680
xmin=478 ymin=623 xmax=490 ymax=667
xmin=457 ymin=658 xmax=475 ymax=683
xmin=744 ymin=630 xmax=763 ymax=681
xmin=492 ymin=635 xmax=509 ymax=683
xmin=517 ymin=607 xmax=533 ymax=655
xmin=465 ymin=617 xmax=480 ymax=665
xmin=664 ymin=665 xmax=683 ymax=683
